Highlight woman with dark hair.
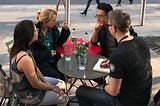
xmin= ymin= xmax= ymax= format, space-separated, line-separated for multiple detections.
xmin=10 ymin=20 xmax=68 ymax=106
xmin=31 ymin=8 xmax=70 ymax=81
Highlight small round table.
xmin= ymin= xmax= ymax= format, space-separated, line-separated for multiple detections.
xmin=57 ymin=54 xmax=107 ymax=79
xmin=57 ymin=54 xmax=108 ymax=93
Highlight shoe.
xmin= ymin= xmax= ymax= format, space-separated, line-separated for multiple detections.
xmin=116 ymin=4 xmax=121 ymax=6
xmin=80 ymin=11 xmax=87 ymax=16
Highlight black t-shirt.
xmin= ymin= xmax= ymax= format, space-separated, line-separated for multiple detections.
xmin=91 ymin=25 xmax=118 ymax=58
xmin=109 ymin=37 xmax=152 ymax=106
xmin=91 ymin=26 xmax=137 ymax=58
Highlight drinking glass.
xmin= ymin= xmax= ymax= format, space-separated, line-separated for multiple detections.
xmin=78 ymin=54 xmax=87 ymax=70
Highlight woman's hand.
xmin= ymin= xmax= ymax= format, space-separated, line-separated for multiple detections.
xmin=51 ymin=50 xmax=56 ymax=57
xmin=100 ymin=59 xmax=110 ymax=68
xmin=52 ymin=86 xmax=65 ymax=96
xmin=62 ymin=22 xmax=69 ymax=30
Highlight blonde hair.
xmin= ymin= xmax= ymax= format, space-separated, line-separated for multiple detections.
xmin=37 ymin=8 xmax=57 ymax=22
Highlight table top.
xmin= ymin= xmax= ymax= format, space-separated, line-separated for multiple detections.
xmin=57 ymin=54 xmax=108 ymax=80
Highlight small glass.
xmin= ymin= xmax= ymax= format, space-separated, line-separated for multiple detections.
xmin=63 ymin=40 xmax=74 ymax=61
xmin=78 ymin=54 xmax=87 ymax=70
xmin=64 ymin=49 xmax=73 ymax=61
xmin=65 ymin=54 xmax=71 ymax=61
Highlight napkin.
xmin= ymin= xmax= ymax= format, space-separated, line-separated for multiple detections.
xmin=93 ymin=58 xmax=110 ymax=73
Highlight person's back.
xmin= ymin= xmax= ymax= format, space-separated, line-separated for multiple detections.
xmin=107 ymin=10 xmax=152 ymax=106
xmin=76 ymin=9 xmax=151 ymax=106
xmin=10 ymin=52 xmax=46 ymax=105
xmin=111 ymin=37 xmax=152 ymax=105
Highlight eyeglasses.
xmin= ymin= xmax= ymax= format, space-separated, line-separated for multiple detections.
xmin=106 ymin=24 xmax=113 ymax=27
xmin=95 ymin=14 xmax=106 ymax=18
xmin=34 ymin=29 xmax=39 ymax=32
xmin=106 ymin=24 xmax=117 ymax=29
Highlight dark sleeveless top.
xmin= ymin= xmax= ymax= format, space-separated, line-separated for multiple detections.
xmin=10 ymin=51 xmax=46 ymax=104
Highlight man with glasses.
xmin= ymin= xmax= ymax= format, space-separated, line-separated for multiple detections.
xmin=91 ymin=3 xmax=117 ymax=59
xmin=76 ymin=10 xmax=152 ymax=106
xmin=91 ymin=3 xmax=117 ymax=85
xmin=91 ymin=3 xmax=137 ymax=58
xmin=91 ymin=3 xmax=137 ymax=86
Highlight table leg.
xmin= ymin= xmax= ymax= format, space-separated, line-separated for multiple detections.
xmin=80 ymin=79 xmax=87 ymax=85
xmin=89 ymin=80 xmax=95 ymax=87
xmin=65 ymin=78 xmax=78 ymax=95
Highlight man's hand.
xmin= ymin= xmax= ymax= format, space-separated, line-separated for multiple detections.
xmin=100 ymin=59 xmax=110 ymax=68
xmin=95 ymin=21 xmax=103 ymax=31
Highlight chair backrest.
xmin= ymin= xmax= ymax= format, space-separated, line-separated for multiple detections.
xmin=0 ymin=64 xmax=11 ymax=97
xmin=5 ymin=40 xmax=14 ymax=53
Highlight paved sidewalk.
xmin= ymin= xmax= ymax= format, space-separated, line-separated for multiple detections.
xmin=0 ymin=2 xmax=160 ymax=105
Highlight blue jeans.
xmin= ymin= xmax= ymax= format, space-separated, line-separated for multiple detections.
xmin=76 ymin=86 xmax=121 ymax=106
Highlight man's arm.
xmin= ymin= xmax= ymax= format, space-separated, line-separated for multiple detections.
xmin=104 ymin=77 xmax=122 ymax=96
xmin=91 ymin=22 xmax=103 ymax=43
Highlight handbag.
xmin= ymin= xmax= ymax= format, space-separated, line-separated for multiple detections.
xmin=0 ymin=64 xmax=12 ymax=106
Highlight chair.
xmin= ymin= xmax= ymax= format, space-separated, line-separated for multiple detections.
xmin=5 ymin=40 xmax=14 ymax=53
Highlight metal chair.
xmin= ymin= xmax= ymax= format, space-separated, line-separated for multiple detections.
xmin=5 ymin=40 xmax=14 ymax=53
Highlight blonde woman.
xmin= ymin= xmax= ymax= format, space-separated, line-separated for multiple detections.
xmin=31 ymin=8 xmax=70 ymax=81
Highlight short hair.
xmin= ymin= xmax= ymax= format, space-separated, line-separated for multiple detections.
xmin=108 ymin=10 xmax=131 ymax=33
xmin=97 ymin=3 xmax=113 ymax=14
xmin=37 ymin=8 xmax=57 ymax=22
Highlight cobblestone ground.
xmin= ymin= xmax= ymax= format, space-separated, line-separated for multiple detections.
xmin=142 ymin=37 xmax=160 ymax=55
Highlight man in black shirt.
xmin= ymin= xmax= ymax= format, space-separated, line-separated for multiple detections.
xmin=91 ymin=3 xmax=137 ymax=85
xmin=91 ymin=3 xmax=137 ymax=58
xmin=76 ymin=10 xmax=152 ymax=106
xmin=91 ymin=3 xmax=117 ymax=58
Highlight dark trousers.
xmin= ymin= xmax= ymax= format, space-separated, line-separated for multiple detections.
xmin=117 ymin=0 xmax=133 ymax=4
xmin=83 ymin=0 xmax=100 ymax=12
xmin=76 ymin=86 xmax=121 ymax=106
xmin=39 ymin=64 xmax=65 ymax=81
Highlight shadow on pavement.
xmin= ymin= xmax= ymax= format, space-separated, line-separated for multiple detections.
xmin=142 ymin=36 xmax=160 ymax=55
